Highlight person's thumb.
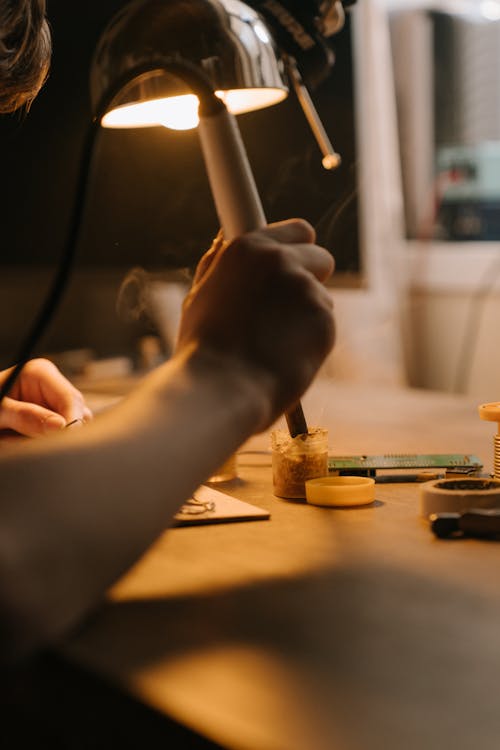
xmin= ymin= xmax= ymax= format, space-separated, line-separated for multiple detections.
xmin=0 ymin=397 xmax=66 ymax=437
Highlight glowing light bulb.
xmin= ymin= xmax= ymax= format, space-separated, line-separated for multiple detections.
xmin=101 ymin=94 xmax=199 ymax=130
xmin=102 ymin=89 xmax=286 ymax=130
xmin=158 ymin=94 xmax=199 ymax=130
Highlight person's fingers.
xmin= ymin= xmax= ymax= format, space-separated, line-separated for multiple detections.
xmin=82 ymin=406 xmax=93 ymax=422
xmin=192 ymin=222 xmax=333 ymax=302
xmin=44 ymin=388 xmax=91 ymax=425
xmin=20 ymin=359 xmax=92 ymax=424
xmin=308 ymin=275 xmax=335 ymax=309
xmin=55 ymin=393 xmax=92 ymax=425
xmin=263 ymin=218 xmax=317 ymax=244
xmin=226 ymin=228 xmax=335 ymax=284
xmin=288 ymin=243 xmax=335 ymax=282
xmin=0 ymin=397 xmax=65 ymax=437
xmin=192 ymin=230 xmax=226 ymax=286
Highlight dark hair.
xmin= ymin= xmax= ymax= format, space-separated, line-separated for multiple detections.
xmin=0 ymin=0 xmax=51 ymax=113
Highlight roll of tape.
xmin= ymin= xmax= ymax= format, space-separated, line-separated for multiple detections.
xmin=420 ymin=477 xmax=500 ymax=518
xmin=305 ymin=476 xmax=375 ymax=507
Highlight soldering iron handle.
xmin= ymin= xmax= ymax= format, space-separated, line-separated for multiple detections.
xmin=198 ymin=107 xmax=266 ymax=241
xmin=198 ymin=106 xmax=309 ymax=437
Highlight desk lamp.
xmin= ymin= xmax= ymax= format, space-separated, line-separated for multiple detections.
xmin=90 ymin=0 xmax=351 ymax=436
xmin=91 ymin=0 xmax=349 ymax=167
xmin=0 ymin=0 xmax=352 ymax=424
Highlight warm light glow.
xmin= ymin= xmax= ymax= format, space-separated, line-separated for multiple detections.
xmin=158 ymin=95 xmax=200 ymax=130
xmin=101 ymin=94 xmax=199 ymax=129
xmin=101 ymin=88 xmax=287 ymax=130
xmin=216 ymin=87 xmax=287 ymax=115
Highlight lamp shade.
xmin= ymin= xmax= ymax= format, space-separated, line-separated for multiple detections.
xmin=90 ymin=0 xmax=288 ymax=130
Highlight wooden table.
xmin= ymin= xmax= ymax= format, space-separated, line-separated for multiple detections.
xmin=62 ymin=380 xmax=500 ymax=750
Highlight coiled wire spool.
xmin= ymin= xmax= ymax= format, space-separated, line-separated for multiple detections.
xmin=495 ymin=434 xmax=500 ymax=479
xmin=479 ymin=402 xmax=500 ymax=479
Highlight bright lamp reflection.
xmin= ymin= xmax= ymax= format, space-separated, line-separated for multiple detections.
xmin=159 ymin=94 xmax=199 ymax=130
xmin=101 ymin=87 xmax=287 ymax=130
xmin=101 ymin=94 xmax=199 ymax=129
xmin=218 ymin=87 xmax=286 ymax=114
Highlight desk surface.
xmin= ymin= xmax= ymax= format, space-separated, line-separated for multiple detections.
xmin=63 ymin=381 xmax=500 ymax=750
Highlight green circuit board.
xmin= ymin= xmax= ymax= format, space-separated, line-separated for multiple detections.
xmin=328 ymin=453 xmax=483 ymax=475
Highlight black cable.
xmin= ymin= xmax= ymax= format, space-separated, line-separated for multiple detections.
xmin=0 ymin=116 xmax=101 ymax=405
xmin=0 ymin=57 xmax=222 ymax=406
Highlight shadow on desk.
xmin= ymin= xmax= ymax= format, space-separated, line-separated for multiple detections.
xmin=58 ymin=561 xmax=500 ymax=750
xmin=1 ymin=653 xmax=226 ymax=749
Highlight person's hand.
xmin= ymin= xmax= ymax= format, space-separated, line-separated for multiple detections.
xmin=0 ymin=358 xmax=92 ymax=437
xmin=177 ymin=219 xmax=335 ymax=430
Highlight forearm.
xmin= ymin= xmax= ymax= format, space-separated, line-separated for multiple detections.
xmin=0 ymin=345 xmax=265 ymax=660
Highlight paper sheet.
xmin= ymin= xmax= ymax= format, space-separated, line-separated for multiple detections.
xmin=174 ymin=485 xmax=270 ymax=526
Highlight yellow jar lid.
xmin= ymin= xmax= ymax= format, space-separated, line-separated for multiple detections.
xmin=305 ymin=476 xmax=376 ymax=507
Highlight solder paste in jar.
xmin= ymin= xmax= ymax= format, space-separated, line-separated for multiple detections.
xmin=271 ymin=427 xmax=329 ymax=499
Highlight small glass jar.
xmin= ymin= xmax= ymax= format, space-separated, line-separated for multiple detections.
xmin=208 ymin=452 xmax=239 ymax=483
xmin=271 ymin=428 xmax=329 ymax=499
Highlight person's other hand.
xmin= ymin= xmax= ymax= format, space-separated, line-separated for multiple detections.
xmin=177 ymin=219 xmax=335 ymax=430
xmin=0 ymin=358 xmax=92 ymax=437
